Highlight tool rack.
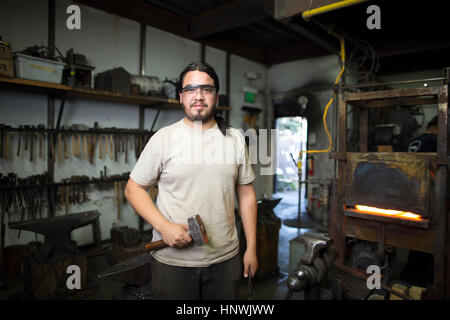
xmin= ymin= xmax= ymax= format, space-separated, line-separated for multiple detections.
xmin=0 ymin=76 xmax=230 ymax=218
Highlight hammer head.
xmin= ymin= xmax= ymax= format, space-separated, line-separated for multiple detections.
xmin=187 ymin=215 xmax=208 ymax=246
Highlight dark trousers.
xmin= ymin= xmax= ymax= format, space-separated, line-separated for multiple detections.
xmin=151 ymin=254 xmax=242 ymax=300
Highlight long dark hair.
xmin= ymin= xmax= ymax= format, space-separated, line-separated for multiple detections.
xmin=178 ymin=62 xmax=229 ymax=136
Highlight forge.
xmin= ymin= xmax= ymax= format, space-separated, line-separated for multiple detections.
xmin=330 ymin=82 xmax=449 ymax=299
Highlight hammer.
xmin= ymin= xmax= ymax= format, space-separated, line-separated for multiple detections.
xmin=144 ymin=214 xmax=208 ymax=251
xmin=97 ymin=215 xmax=208 ymax=280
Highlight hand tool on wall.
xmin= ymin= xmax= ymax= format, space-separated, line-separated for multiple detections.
xmin=76 ymin=175 xmax=89 ymax=204
xmin=18 ymin=178 xmax=26 ymax=225
xmin=0 ymin=125 xmax=12 ymax=159
xmin=24 ymin=125 xmax=30 ymax=152
xmin=15 ymin=182 xmax=25 ymax=238
xmin=37 ymin=174 xmax=46 ymax=219
xmin=57 ymin=131 xmax=62 ymax=162
xmin=76 ymin=180 xmax=81 ymax=204
xmin=0 ymin=125 xmax=12 ymax=160
xmin=71 ymin=124 xmax=84 ymax=158
xmin=109 ymin=134 xmax=113 ymax=160
xmin=23 ymin=178 xmax=33 ymax=220
xmin=121 ymin=135 xmax=125 ymax=153
xmin=114 ymin=135 xmax=118 ymax=162
xmin=37 ymin=124 xmax=45 ymax=159
xmin=92 ymin=134 xmax=98 ymax=163
xmin=17 ymin=125 xmax=23 ymax=157
xmin=104 ymin=134 xmax=108 ymax=158
xmin=99 ymin=134 xmax=103 ymax=159
xmin=90 ymin=122 xmax=98 ymax=164
xmin=63 ymin=129 xmax=68 ymax=160
xmin=71 ymin=127 xmax=76 ymax=158
xmin=87 ymin=133 xmax=91 ymax=161
xmin=76 ymin=133 xmax=81 ymax=158
xmin=83 ymin=134 xmax=88 ymax=160
xmin=97 ymin=215 xmax=209 ymax=279
xmin=50 ymin=131 xmax=55 ymax=163
xmin=29 ymin=125 xmax=35 ymax=162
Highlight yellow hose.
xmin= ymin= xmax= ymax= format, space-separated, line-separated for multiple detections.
xmin=298 ymin=37 xmax=345 ymax=171
xmin=302 ymin=0 xmax=369 ymax=20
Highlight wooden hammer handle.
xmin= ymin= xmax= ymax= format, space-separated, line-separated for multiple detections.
xmin=144 ymin=240 xmax=168 ymax=252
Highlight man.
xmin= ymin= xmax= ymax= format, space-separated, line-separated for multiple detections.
xmin=124 ymin=62 xmax=258 ymax=300
xmin=407 ymin=116 xmax=437 ymax=152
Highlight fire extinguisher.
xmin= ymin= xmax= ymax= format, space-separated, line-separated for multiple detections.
xmin=307 ymin=156 xmax=314 ymax=176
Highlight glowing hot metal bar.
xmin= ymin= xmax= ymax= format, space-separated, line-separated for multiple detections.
xmin=355 ymin=205 xmax=423 ymax=221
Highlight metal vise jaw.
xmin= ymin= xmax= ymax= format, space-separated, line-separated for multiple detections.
xmin=287 ymin=233 xmax=339 ymax=299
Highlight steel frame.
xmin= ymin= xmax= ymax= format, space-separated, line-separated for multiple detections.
xmin=330 ymin=82 xmax=449 ymax=299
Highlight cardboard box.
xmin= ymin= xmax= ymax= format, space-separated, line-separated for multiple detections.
xmin=0 ymin=58 xmax=14 ymax=78
xmin=0 ymin=42 xmax=12 ymax=59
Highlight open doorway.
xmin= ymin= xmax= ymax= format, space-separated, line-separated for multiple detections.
xmin=272 ymin=116 xmax=312 ymax=275
xmin=274 ymin=116 xmax=308 ymax=214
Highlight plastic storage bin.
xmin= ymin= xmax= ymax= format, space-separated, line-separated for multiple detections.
xmin=14 ymin=53 xmax=65 ymax=84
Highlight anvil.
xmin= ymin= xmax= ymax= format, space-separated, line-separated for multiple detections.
xmin=9 ymin=210 xmax=100 ymax=263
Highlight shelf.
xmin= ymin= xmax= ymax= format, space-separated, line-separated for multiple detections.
xmin=0 ymin=76 xmax=71 ymax=94
xmin=1 ymin=126 xmax=153 ymax=135
xmin=0 ymin=175 xmax=129 ymax=192
xmin=0 ymin=77 xmax=231 ymax=111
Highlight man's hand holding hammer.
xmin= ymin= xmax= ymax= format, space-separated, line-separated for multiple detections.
xmin=159 ymin=221 xmax=192 ymax=248
xmin=124 ymin=179 xmax=193 ymax=249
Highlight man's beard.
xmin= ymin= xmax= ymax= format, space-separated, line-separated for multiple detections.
xmin=185 ymin=103 xmax=215 ymax=122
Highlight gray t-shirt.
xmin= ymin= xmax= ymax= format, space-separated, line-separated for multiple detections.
xmin=130 ymin=118 xmax=255 ymax=267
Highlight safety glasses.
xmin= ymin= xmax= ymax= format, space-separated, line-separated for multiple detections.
xmin=180 ymin=84 xmax=217 ymax=97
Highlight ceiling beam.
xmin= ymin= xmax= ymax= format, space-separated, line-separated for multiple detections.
xmin=76 ymin=0 xmax=271 ymax=64
xmin=286 ymin=20 xmax=339 ymax=54
xmin=75 ymin=0 xmax=188 ymax=37
xmin=202 ymin=37 xmax=266 ymax=65
xmin=188 ymin=0 xmax=272 ymax=39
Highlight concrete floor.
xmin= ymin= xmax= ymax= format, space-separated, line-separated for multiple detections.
xmin=0 ymin=190 xmax=318 ymax=300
